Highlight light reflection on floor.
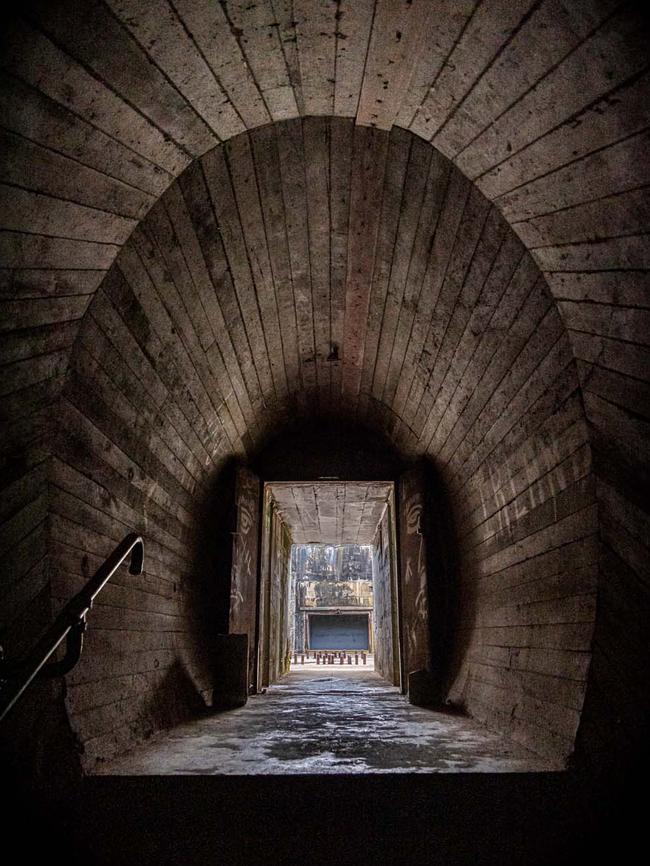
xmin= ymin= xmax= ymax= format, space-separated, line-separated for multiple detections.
xmin=98 ymin=666 xmax=557 ymax=775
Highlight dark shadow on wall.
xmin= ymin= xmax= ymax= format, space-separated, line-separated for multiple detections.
xmin=420 ymin=457 xmax=464 ymax=707
xmin=184 ymin=456 xmax=240 ymax=705
xmin=252 ymin=416 xmax=406 ymax=481
xmin=136 ymin=659 xmax=208 ymax=736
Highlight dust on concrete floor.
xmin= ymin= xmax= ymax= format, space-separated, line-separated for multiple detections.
xmin=97 ymin=669 xmax=557 ymax=775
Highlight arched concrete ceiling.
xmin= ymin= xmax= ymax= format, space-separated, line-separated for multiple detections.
xmin=1 ymin=0 xmax=648 ymax=474
xmin=82 ymin=119 xmax=561 ymax=466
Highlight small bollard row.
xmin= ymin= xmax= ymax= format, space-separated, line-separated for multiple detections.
xmin=309 ymin=651 xmax=367 ymax=665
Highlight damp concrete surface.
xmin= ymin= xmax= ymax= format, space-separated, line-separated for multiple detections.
xmin=97 ymin=663 xmax=556 ymax=775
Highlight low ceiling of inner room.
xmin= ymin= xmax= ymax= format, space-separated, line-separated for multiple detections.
xmin=267 ymin=482 xmax=392 ymax=545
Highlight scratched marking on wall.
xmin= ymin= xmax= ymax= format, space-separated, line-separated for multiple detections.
xmin=229 ymin=469 xmax=260 ymax=688
xmin=400 ymin=469 xmax=430 ymax=676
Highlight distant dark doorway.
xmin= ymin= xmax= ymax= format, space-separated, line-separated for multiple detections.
xmin=308 ymin=613 xmax=370 ymax=650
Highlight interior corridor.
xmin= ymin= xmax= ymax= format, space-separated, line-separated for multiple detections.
xmin=3 ymin=4 xmax=649 ymax=860
xmin=98 ymin=665 xmax=553 ymax=776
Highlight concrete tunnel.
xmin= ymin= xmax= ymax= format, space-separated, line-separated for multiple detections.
xmin=0 ymin=1 xmax=648 ymax=863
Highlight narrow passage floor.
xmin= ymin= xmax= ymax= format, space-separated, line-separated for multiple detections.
xmin=98 ymin=667 xmax=555 ymax=774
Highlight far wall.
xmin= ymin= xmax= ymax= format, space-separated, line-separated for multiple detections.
xmin=292 ymin=545 xmax=373 ymax=652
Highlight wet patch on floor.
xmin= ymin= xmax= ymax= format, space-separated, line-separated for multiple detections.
xmin=97 ymin=670 xmax=558 ymax=775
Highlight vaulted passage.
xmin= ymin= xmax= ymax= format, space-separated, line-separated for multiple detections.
xmin=1 ymin=3 xmax=649 ymax=862
xmin=4 ymin=120 xmax=599 ymax=769
xmin=0 ymin=115 xmax=621 ymax=758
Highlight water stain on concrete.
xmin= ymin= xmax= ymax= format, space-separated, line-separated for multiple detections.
xmin=98 ymin=669 xmax=557 ymax=776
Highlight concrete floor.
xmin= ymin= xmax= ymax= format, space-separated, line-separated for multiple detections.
xmin=98 ymin=667 xmax=556 ymax=775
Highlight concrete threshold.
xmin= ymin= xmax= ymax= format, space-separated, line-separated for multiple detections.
xmin=96 ymin=669 xmax=556 ymax=775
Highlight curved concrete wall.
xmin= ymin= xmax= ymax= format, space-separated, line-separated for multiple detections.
xmin=0 ymin=1 xmax=647 ymax=774
xmin=44 ymin=119 xmax=594 ymax=767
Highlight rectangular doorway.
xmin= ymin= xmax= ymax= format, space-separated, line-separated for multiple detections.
xmin=258 ymin=481 xmax=401 ymax=689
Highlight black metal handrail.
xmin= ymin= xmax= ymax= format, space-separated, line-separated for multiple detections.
xmin=0 ymin=532 xmax=144 ymax=723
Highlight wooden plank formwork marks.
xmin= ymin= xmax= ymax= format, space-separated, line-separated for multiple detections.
xmin=1 ymin=0 xmax=649 ymax=772
xmin=342 ymin=124 xmax=389 ymax=406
